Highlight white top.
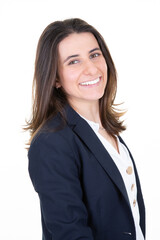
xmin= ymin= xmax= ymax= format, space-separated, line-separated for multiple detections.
xmin=81 ymin=116 xmax=144 ymax=240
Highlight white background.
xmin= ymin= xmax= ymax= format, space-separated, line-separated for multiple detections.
xmin=0 ymin=0 xmax=159 ymax=239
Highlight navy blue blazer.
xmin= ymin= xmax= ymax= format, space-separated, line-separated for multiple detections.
xmin=28 ymin=105 xmax=145 ymax=240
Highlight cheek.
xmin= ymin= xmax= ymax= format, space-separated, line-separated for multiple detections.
xmin=97 ymin=57 xmax=107 ymax=72
xmin=101 ymin=59 xmax=108 ymax=72
xmin=102 ymin=62 xmax=108 ymax=80
xmin=60 ymin=69 xmax=80 ymax=86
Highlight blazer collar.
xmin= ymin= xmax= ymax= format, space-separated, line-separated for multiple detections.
xmin=64 ymin=105 xmax=130 ymax=207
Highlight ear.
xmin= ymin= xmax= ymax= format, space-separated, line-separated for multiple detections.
xmin=55 ymin=79 xmax=61 ymax=89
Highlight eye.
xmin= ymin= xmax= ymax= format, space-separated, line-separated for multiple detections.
xmin=68 ymin=59 xmax=79 ymax=65
xmin=90 ymin=52 xmax=101 ymax=59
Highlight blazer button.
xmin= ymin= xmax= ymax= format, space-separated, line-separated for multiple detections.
xmin=126 ymin=166 xmax=133 ymax=175
xmin=133 ymin=199 xmax=136 ymax=207
xmin=131 ymin=183 xmax=135 ymax=191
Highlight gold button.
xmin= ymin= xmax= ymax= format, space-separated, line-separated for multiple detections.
xmin=126 ymin=166 xmax=133 ymax=175
xmin=133 ymin=199 xmax=136 ymax=207
xmin=131 ymin=184 xmax=135 ymax=191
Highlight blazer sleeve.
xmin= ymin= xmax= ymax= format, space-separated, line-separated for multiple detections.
xmin=28 ymin=132 xmax=94 ymax=240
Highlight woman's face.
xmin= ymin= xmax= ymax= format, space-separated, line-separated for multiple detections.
xmin=57 ymin=32 xmax=107 ymax=107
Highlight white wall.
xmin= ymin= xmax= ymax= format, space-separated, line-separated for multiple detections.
xmin=0 ymin=0 xmax=159 ymax=239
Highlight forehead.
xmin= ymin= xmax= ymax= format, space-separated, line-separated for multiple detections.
xmin=58 ymin=32 xmax=99 ymax=58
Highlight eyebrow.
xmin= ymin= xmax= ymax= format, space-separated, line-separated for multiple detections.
xmin=89 ymin=47 xmax=100 ymax=53
xmin=63 ymin=47 xmax=101 ymax=63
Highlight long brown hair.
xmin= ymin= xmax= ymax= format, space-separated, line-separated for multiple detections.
xmin=25 ymin=18 xmax=126 ymax=145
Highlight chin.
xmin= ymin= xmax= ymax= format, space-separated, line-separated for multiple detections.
xmin=91 ymin=91 xmax=105 ymax=100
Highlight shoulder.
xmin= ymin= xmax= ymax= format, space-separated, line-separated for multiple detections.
xmin=31 ymin=111 xmax=71 ymax=141
xmin=28 ymin=105 xmax=85 ymax=157
xmin=28 ymin=113 xmax=82 ymax=171
xmin=28 ymin=116 xmax=82 ymax=185
xmin=29 ymin=117 xmax=74 ymax=156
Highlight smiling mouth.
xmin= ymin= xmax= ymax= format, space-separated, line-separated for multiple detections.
xmin=79 ymin=77 xmax=101 ymax=86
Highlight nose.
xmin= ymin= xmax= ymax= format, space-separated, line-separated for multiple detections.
xmin=83 ymin=60 xmax=98 ymax=76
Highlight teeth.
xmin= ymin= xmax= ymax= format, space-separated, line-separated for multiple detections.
xmin=80 ymin=78 xmax=100 ymax=86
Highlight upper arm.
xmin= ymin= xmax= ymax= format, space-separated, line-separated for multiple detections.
xmin=28 ymin=132 xmax=93 ymax=240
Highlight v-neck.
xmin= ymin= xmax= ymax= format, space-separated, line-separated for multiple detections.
xmin=79 ymin=115 xmax=120 ymax=156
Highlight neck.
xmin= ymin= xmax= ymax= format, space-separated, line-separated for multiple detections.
xmin=69 ymin=99 xmax=101 ymax=124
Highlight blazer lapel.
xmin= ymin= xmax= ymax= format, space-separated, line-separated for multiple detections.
xmin=65 ymin=105 xmax=130 ymax=207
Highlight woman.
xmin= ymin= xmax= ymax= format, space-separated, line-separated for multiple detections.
xmin=26 ymin=18 xmax=145 ymax=240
